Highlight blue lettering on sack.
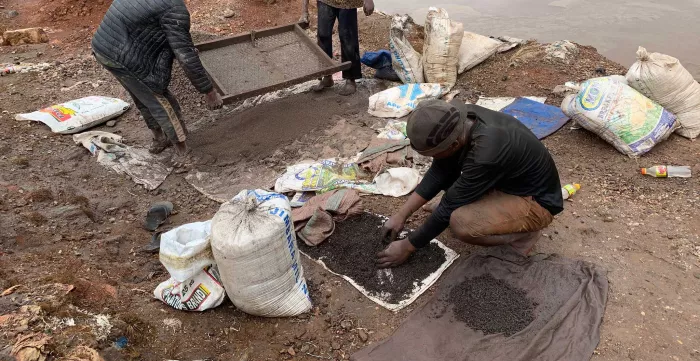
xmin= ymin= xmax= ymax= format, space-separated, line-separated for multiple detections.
xmin=265 ymin=201 xmax=309 ymax=297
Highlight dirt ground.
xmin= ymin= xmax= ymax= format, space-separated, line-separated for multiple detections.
xmin=1 ymin=0 xmax=700 ymax=360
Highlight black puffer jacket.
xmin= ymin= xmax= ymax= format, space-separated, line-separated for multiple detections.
xmin=91 ymin=0 xmax=213 ymax=94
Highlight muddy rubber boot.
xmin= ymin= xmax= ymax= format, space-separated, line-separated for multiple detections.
xmin=144 ymin=201 xmax=174 ymax=231
xmin=149 ymin=137 xmax=171 ymax=154
xmin=338 ymin=79 xmax=357 ymax=96
xmin=313 ymin=76 xmax=333 ymax=92
xmin=143 ymin=231 xmax=163 ymax=254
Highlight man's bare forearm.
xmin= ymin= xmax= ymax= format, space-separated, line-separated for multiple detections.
xmin=397 ymin=192 xmax=428 ymax=220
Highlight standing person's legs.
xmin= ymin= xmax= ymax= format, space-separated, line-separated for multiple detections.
xmin=95 ymin=53 xmax=171 ymax=154
xmin=448 ymin=190 xmax=554 ymax=255
xmin=119 ymin=83 xmax=172 ymax=154
xmin=314 ymin=1 xmax=338 ymax=91
xmin=337 ymin=7 xmax=361 ymax=95
xmin=98 ymin=62 xmax=189 ymax=165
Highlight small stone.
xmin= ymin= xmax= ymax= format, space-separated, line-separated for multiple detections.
xmin=340 ymin=319 xmax=352 ymax=330
xmin=106 ymin=120 xmax=117 ymax=127
xmin=552 ymin=84 xmax=569 ymax=95
xmin=223 ymin=9 xmax=236 ymax=18
xmin=2 ymin=27 xmax=49 ymax=46
xmin=331 ymin=341 xmax=341 ymax=350
xmin=595 ymin=67 xmax=606 ymax=75
xmin=501 ymin=75 xmax=508 ymax=81
xmin=358 ymin=329 xmax=369 ymax=343
xmin=295 ymin=328 xmax=307 ymax=339
xmin=324 ymin=288 xmax=332 ymax=298
xmin=300 ymin=344 xmax=310 ymax=353
xmin=604 ymin=216 xmax=613 ymax=223
xmin=694 ymin=272 xmax=700 ymax=280
xmin=6 ymin=10 xmax=19 ymax=18
xmin=287 ymin=347 xmax=296 ymax=356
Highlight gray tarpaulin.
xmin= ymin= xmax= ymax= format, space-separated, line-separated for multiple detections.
xmin=352 ymin=246 xmax=608 ymax=361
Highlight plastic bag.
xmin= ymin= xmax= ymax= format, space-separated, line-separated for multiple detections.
xmin=422 ymin=8 xmax=464 ymax=87
xmin=15 ymin=96 xmax=129 ymax=134
xmin=362 ymin=51 xmax=402 ymax=82
xmin=368 ymin=83 xmax=443 ymax=118
xmin=375 ymin=168 xmax=421 ymax=197
xmin=377 ymin=120 xmax=408 ymax=140
xmin=626 ymin=47 xmax=700 ymax=139
xmin=458 ymin=32 xmax=502 ymax=73
xmin=211 ymin=190 xmax=312 ymax=317
xmin=390 ymin=15 xmax=424 ymax=84
xmin=561 ymin=77 xmax=678 ymax=157
xmin=361 ymin=50 xmax=393 ymax=70
xmin=274 ymin=159 xmax=380 ymax=194
xmin=154 ymin=221 xmax=227 ymax=311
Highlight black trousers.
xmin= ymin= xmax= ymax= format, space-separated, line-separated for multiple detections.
xmin=316 ymin=1 xmax=362 ymax=80
xmin=94 ymin=52 xmax=187 ymax=143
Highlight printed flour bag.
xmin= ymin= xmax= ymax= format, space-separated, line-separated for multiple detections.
xmin=626 ymin=47 xmax=700 ymax=139
xmin=422 ymin=8 xmax=464 ymax=87
xmin=15 ymin=96 xmax=130 ymax=134
xmin=368 ymin=83 xmax=443 ymax=118
xmin=154 ymin=221 xmax=227 ymax=311
xmin=561 ymin=77 xmax=678 ymax=157
xmin=211 ymin=190 xmax=312 ymax=317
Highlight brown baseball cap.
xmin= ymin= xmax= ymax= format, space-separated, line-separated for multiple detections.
xmin=406 ymin=99 xmax=469 ymax=156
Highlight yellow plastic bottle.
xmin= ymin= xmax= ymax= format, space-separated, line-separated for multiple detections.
xmin=561 ymin=183 xmax=581 ymax=200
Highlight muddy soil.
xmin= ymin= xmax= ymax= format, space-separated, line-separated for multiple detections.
xmin=0 ymin=1 xmax=699 ymax=361
xmin=188 ymin=90 xmax=369 ymax=168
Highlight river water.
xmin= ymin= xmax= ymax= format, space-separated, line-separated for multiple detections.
xmin=379 ymin=0 xmax=700 ymax=77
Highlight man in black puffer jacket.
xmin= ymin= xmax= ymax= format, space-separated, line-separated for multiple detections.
xmin=92 ymin=0 xmax=222 ymax=167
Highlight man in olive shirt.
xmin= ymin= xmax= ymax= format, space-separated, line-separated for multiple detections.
xmin=377 ymin=99 xmax=564 ymax=268
xmin=302 ymin=0 xmax=374 ymax=95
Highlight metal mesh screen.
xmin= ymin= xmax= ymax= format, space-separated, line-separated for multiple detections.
xmin=199 ymin=30 xmax=328 ymax=96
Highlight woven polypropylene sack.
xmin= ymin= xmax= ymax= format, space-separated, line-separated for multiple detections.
xmin=626 ymin=47 xmax=700 ymax=139
xmin=458 ymin=32 xmax=502 ymax=74
xmin=422 ymin=8 xmax=464 ymax=87
xmin=561 ymin=77 xmax=678 ymax=157
xmin=389 ymin=15 xmax=424 ymax=84
xmin=211 ymin=190 xmax=312 ymax=317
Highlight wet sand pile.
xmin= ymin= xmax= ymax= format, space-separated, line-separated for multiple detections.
xmin=187 ymin=89 xmax=369 ymax=168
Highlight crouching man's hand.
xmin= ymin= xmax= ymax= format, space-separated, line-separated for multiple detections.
xmin=377 ymin=238 xmax=415 ymax=268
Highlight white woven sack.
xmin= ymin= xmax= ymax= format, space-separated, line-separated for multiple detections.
xmin=15 ymin=96 xmax=129 ymax=134
xmin=155 ymin=221 xmax=226 ymax=311
xmin=368 ymin=83 xmax=443 ymax=118
xmin=458 ymin=32 xmax=502 ymax=73
xmin=626 ymin=46 xmax=700 ymax=139
xmin=422 ymin=8 xmax=464 ymax=87
xmin=561 ymin=77 xmax=678 ymax=157
xmin=389 ymin=15 xmax=424 ymax=84
xmin=211 ymin=189 xmax=312 ymax=317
